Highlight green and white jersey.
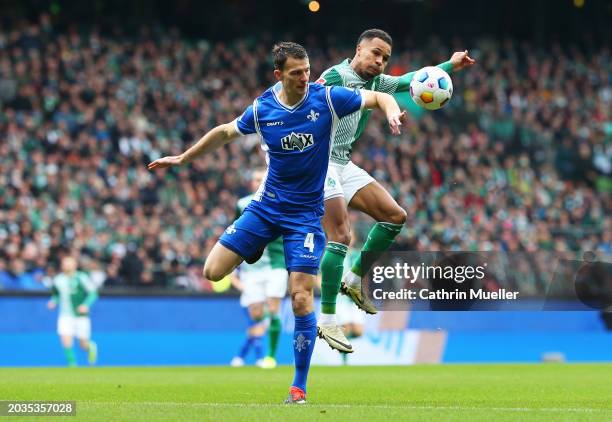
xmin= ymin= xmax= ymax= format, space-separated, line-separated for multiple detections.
xmin=51 ymin=271 xmax=98 ymax=317
xmin=319 ymin=59 xmax=453 ymax=165
xmin=236 ymin=194 xmax=285 ymax=272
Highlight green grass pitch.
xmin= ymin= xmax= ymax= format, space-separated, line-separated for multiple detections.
xmin=1 ymin=364 xmax=611 ymax=421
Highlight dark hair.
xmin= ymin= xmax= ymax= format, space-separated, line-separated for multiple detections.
xmin=357 ymin=29 xmax=393 ymax=47
xmin=272 ymin=42 xmax=308 ymax=70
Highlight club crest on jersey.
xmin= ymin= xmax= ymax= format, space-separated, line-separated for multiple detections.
xmin=281 ymin=132 xmax=314 ymax=151
xmin=306 ymin=109 xmax=319 ymax=122
xmin=294 ymin=333 xmax=312 ymax=352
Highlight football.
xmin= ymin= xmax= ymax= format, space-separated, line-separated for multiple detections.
xmin=409 ymin=66 xmax=453 ymax=110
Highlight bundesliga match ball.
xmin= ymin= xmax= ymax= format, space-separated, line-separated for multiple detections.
xmin=409 ymin=66 xmax=453 ymax=110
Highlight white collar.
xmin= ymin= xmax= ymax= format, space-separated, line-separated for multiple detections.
xmin=272 ymin=82 xmax=309 ymax=111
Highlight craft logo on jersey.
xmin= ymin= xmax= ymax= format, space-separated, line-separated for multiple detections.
xmin=306 ymin=109 xmax=319 ymax=122
xmin=281 ymin=132 xmax=314 ymax=151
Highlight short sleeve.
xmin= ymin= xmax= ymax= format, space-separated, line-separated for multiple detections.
xmin=235 ymin=105 xmax=257 ymax=135
xmin=316 ymin=67 xmax=343 ymax=87
xmin=328 ymin=86 xmax=364 ymax=119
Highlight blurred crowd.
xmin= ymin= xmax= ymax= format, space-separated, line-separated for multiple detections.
xmin=0 ymin=15 xmax=610 ymax=291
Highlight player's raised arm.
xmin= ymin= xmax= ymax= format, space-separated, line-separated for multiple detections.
xmin=147 ymin=122 xmax=240 ymax=170
xmin=361 ymin=90 xmax=406 ymax=135
xmin=393 ymin=50 xmax=476 ymax=92
xmin=147 ymin=121 xmax=242 ymax=170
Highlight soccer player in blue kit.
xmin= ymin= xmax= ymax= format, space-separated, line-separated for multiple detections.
xmin=148 ymin=42 xmax=404 ymax=404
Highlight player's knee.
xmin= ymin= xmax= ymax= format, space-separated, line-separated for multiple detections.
xmin=385 ymin=207 xmax=407 ymax=225
xmin=328 ymin=222 xmax=351 ymax=245
xmin=250 ymin=308 xmax=264 ymax=321
xmin=202 ymin=262 xmax=226 ymax=282
xmin=267 ymin=300 xmax=280 ymax=315
xmin=291 ymin=289 xmax=312 ymax=315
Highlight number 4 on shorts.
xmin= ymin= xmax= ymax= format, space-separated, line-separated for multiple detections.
xmin=304 ymin=233 xmax=315 ymax=253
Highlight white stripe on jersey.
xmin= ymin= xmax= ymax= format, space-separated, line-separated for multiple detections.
xmin=252 ymin=98 xmax=269 ymax=202
xmin=324 ymin=87 xmax=340 ymax=164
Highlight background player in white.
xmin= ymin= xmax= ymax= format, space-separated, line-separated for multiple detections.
xmin=230 ymin=169 xmax=287 ymax=369
xmin=316 ymin=29 xmax=476 ymax=351
xmin=47 ymin=255 xmax=98 ymax=367
xmin=148 ymin=42 xmax=404 ymax=403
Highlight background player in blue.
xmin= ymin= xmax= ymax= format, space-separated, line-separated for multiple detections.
xmin=148 ymin=42 xmax=404 ymax=404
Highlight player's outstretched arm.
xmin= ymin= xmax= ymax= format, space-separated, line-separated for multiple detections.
xmin=449 ymin=50 xmax=476 ymax=72
xmin=394 ymin=50 xmax=476 ymax=92
xmin=147 ymin=122 xmax=241 ymax=170
xmin=361 ymin=90 xmax=406 ymax=135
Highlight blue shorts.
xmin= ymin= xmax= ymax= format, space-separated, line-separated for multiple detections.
xmin=219 ymin=207 xmax=325 ymax=275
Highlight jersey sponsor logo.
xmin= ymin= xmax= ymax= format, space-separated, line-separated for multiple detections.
xmin=315 ymin=77 xmax=326 ymax=85
xmin=281 ymin=132 xmax=314 ymax=151
xmin=306 ymin=109 xmax=320 ymax=122
xmin=266 ymin=121 xmax=284 ymax=126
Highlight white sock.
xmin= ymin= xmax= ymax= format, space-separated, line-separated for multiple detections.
xmin=319 ymin=313 xmax=337 ymax=326
xmin=345 ymin=270 xmax=361 ymax=288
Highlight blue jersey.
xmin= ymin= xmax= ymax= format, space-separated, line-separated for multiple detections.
xmin=235 ymin=82 xmax=363 ymax=215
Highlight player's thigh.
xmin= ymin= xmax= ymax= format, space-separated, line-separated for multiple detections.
xmin=340 ymin=162 xmax=376 ymax=205
xmin=204 ymin=242 xmax=244 ymax=280
xmin=265 ymin=268 xmax=288 ymax=303
xmin=322 ymin=196 xmax=351 ymax=243
xmin=348 ymin=179 xmax=404 ymax=222
xmin=75 ymin=317 xmax=91 ymax=340
xmin=213 ymin=210 xmax=278 ymax=277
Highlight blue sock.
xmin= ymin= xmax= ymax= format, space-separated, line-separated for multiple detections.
xmin=252 ymin=336 xmax=264 ymax=361
xmin=291 ymin=312 xmax=317 ymax=393
xmin=238 ymin=337 xmax=254 ymax=359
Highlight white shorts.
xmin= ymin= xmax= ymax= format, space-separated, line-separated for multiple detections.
xmin=240 ymin=268 xmax=288 ymax=308
xmin=336 ymin=294 xmax=366 ymax=326
xmin=57 ymin=315 xmax=91 ymax=339
xmin=324 ymin=161 xmax=375 ymax=203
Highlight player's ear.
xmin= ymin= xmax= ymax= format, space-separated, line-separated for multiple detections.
xmin=273 ymin=69 xmax=283 ymax=81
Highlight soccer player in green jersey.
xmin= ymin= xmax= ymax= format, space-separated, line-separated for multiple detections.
xmin=316 ymin=29 xmax=476 ymax=352
xmin=47 ymin=256 xmax=99 ymax=367
xmin=230 ymin=169 xmax=287 ymax=369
